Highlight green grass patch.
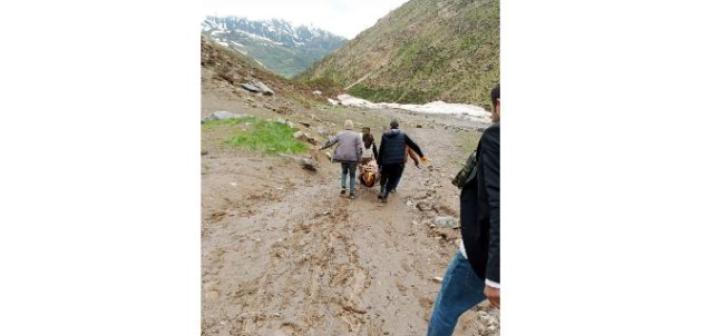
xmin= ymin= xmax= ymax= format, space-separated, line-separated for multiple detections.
xmin=203 ymin=116 xmax=308 ymax=154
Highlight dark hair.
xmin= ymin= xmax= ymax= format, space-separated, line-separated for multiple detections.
xmin=362 ymin=133 xmax=374 ymax=148
xmin=390 ymin=119 xmax=399 ymax=129
xmin=491 ymin=84 xmax=500 ymax=106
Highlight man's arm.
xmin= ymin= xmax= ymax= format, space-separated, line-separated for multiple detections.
xmin=407 ymin=147 xmax=420 ymax=167
xmin=319 ymin=134 xmax=338 ymax=150
xmin=404 ymin=134 xmax=424 ymax=158
xmin=480 ymin=126 xmax=500 ymax=289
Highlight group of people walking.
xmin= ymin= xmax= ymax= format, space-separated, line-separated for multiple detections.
xmin=319 ymin=119 xmax=427 ymax=201
xmin=318 ymin=84 xmax=500 ymax=336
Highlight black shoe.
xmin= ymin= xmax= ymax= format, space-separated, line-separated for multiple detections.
xmin=377 ymin=193 xmax=383 ymax=200
xmin=349 ymin=192 xmax=356 ymax=200
xmin=340 ymin=189 xmax=347 ymax=195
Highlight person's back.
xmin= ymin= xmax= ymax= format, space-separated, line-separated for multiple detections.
xmin=361 ymin=130 xmax=378 ymax=164
xmin=378 ymin=129 xmax=407 ymax=166
xmin=319 ymin=120 xmax=362 ymax=199
xmin=376 ymin=120 xmax=426 ymax=201
xmin=330 ymin=130 xmax=362 ymax=162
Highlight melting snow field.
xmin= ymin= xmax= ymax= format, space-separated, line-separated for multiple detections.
xmin=335 ymin=94 xmax=491 ymax=123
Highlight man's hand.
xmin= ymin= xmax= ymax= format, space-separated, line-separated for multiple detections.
xmin=484 ymin=285 xmax=500 ymax=308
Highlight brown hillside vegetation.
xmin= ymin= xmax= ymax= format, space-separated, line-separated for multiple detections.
xmin=202 ymin=35 xmax=344 ymax=104
xmin=298 ymin=0 xmax=499 ymax=107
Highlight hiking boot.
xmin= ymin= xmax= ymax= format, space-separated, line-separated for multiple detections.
xmin=340 ymin=189 xmax=347 ymax=195
xmin=377 ymin=193 xmax=383 ymax=200
xmin=349 ymin=192 xmax=356 ymax=200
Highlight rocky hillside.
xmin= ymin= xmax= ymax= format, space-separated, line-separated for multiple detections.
xmin=202 ymin=16 xmax=346 ymax=78
xmin=298 ymin=0 xmax=499 ymax=107
xmin=201 ymin=34 xmax=302 ymax=99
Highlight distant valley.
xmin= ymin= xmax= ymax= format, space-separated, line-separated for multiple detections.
xmin=202 ymin=16 xmax=347 ymax=78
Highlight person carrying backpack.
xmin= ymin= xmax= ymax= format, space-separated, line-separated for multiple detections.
xmin=427 ymin=84 xmax=500 ymax=336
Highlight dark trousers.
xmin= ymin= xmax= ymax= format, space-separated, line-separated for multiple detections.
xmin=379 ymin=163 xmax=404 ymax=197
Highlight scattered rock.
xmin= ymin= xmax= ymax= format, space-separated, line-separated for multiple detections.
xmin=416 ymin=201 xmax=433 ymax=212
xmin=252 ymin=80 xmax=274 ymax=96
xmin=201 ymin=111 xmax=247 ymax=123
xmin=433 ymin=276 xmax=443 ymax=283
xmin=433 ymin=216 xmax=459 ymax=229
xmin=275 ymin=118 xmax=296 ymax=129
xmin=316 ymin=126 xmax=330 ymax=137
xmin=275 ymin=105 xmax=293 ymax=115
xmin=299 ymin=121 xmax=311 ymax=128
xmin=327 ymin=98 xmax=340 ymax=106
xmin=416 ymin=124 xmax=423 ymax=128
xmin=312 ymin=90 xmax=322 ymax=96
xmin=293 ymin=131 xmax=316 ymax=144
xmin=201 ymin=150 xmax=208 ymax=156
xmin=300 ymin=158 xmax=318 ymax=172
xmin=241 ymin=80 xmax=274 ymax=95
xmin=241 ymin=83 xmax=260 ymax=93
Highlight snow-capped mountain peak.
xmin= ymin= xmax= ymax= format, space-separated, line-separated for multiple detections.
xmin=202 ymin=16 xmax=347 ymax=78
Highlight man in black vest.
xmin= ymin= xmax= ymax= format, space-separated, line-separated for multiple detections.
xmin=427 ymin=84 xmax=500 ymax=336
xmin=376 ymin=119 xmax=427 ymax=202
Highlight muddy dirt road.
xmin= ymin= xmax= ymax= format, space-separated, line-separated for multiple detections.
xmin=201 ymin=101 xmax=499 ymax=335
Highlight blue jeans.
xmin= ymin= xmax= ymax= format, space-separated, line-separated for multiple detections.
xmin=427 ymin=252 xmax=486 ymax=336
xmin=340 ymin=161 xmax=357 ymax=193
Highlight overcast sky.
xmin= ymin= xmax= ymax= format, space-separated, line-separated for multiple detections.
xmin=202 ymin=0 xmax=410 ymax=39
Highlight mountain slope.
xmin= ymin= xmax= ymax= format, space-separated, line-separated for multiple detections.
xmin=298 ymin=0 xmax=499 ymax=106
xmin=202 ymin=16 xmax=347 ymax=78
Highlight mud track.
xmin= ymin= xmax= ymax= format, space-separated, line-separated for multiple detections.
xmin=201 ymin=105 xmax=498 ymax=335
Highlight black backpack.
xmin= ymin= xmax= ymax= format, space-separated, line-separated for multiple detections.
xmin=451 ymin=149 xmax=479 ymax=188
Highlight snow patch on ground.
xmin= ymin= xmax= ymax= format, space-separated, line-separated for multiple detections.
xmin=336 ymin=94 xmax=491 ymax=122
xmin=235 ymin=29 xmax=283 ymax=45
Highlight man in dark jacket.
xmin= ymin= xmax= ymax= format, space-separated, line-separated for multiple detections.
xmin=376 ymin=120 xmax=427 ymax=202
xmin=427 ymin=84 xmax=500 ymax=336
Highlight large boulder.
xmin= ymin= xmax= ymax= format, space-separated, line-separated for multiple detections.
xmin=252 ymin=80 xmax=275 ymax=96
xmin=294 ymin=131 xmax=317 ymax=145
xmin=241 ymin=83 xmax=260 ymax=93
xmin=241 ymin=80 xmax=274 ymax=96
